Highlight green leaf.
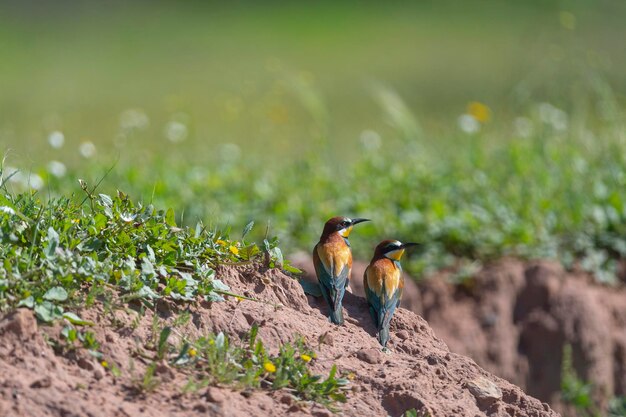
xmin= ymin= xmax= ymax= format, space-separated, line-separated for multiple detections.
xmin=63 ymin=312 xmax=95 ymax=326
xmin=136 ymin=285 xmax=160 ymax=300
xmin=215 ymin=332 xmax=225 ymax=349
xmin=34 ymin=301 xmax=64 ymax=322
xmin=88 ymin=350 xmax=104 ymax=359
xmin=45 ymin=226 xmax=60 ymax=258
xmin=212 ymin=279 xmax=230 ymax=292
xmin=242 ymin=221 xmax=254 ymax=239
xmin=165 ymin=208 xmax=176 ymax=227
xmin=61 ymin=325 xmax=78 ymax=342
xmin=205 ymin=292 xmax=225 ymax=302
xmin=141 ymin=258 xmax=155 ymax=278
xmin=283 ymin=263 xmax=303 ymax=274
xmin=157 ymin=326 xmax=172 ymax=359
xmin=98 ymin=193 xmax=113 ymax=207
xmin=173 ymin=342 xmax=191 ymax=365
xmin=44 ymin=286 xmax=68 ymax=302
xmin=17 ymin=296 xmax=35 ymax=308
xmin=271 ymin=247 xmax=284 ymax=268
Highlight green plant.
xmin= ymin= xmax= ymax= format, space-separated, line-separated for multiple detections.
xmin=172 ymin=324 xmax=348 ymax=410
xmin=608 ymin=397 xmax=626 ymax=417
xmin=0 ymin=184 xmax=286 ymax=323
xmin=137 ymin=363 xmax=160 ymax=393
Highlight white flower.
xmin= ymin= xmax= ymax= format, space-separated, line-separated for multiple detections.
xmin=457 ymin=114 xmax=480 ymax=134
xmin=514 ymin=117 xmax=533 ymax=138
xmin=79 ymin=142 xmax=97 ymax=159
xmin=219 ymin=143 xmax=241 ymax=162
xmin=538 ymin=103 xmax=568 ymax=131
xmin=0 ymin=206 xmax=15 ymax=215
xmin=359 ymin=130 xmax=382 ymax=151
xmin=550 ymin=108 xmax=568 ymax=131
xmin=119 ymin=109 xmax=149 ymax=131
xmin=164 ymin=121 xmax=188 ymax=143
xmin=47 ymin=160 xmax=67 ymax=178
xmin=28 ymin=174 xmax=44 ymax=190
xmin=48 ymin=131 xmax=65 ymax=148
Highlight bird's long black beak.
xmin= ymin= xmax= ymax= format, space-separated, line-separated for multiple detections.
xmin=350 ymin=218 xmax=370 ymax=226
xmin=401 ymin=242 xmax=421 ymax=249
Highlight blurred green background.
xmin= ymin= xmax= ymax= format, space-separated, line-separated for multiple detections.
xmin=2 ymin=1 xmax=625 ymax=164
xmin=2 ymin=0 xmax=626 ymax=280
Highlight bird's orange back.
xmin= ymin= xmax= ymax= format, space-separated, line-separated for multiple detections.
xmin=315 ymin=232 xmax=352 ymax=278
xmin=364 ymin=257 xmax=403 ymax=300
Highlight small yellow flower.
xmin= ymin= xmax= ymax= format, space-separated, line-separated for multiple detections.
xmin=467 ymin=101 xmax=491 ymax=124
xmin=235 ymin=295 xmax=245 ymax=303
xmin=300 ymin=354 xmax=312 ymax=363
xmin=188 ymin=348 xmax=197 ymax=357
xmin=72 ymin=219 xmax=80 ymax=224
xmin=216 ymin=239 xmax=227 ymax=247
xmin=264 ymin=361 xmax=276 ymax=373
xmin=101 ymin=360 xmax=108 ymax=368
xmin=347 ymin=372 xmax=356 ymax=380
xmin=229 ymin=245 xmax=239 ymax=256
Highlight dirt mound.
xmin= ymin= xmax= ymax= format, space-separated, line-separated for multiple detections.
xmin=0 ymin=264 xmax=556 ymax=417
xmin=292 ymin=253 xmax=626 ymax=413
xmin=417 ymin=259 xmax=626 ymax=413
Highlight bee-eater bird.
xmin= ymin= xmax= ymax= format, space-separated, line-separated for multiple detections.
xmin=313 ymin=216 xmax=370 ymax=324
xmin=364 ymin=240 xmax=419 ymax=348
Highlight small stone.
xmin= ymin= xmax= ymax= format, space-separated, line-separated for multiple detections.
xmin=205 ymin=387 xmax=226 ymax=403
xmin=466 ymin=376 xmax=502 ymax=404
xmin=30 ymin=377 xmax=52 ymax=389
xmin=356 ymin=348 xmax=382 ymax=364
xmin=77 ymin=357 xmax=95 ymax=371
xmin=426 ymin=353 xmax=441 ymax=365
xmin=396 ymin=330 xmax=410 ymax=340
xmin=279 ymin=394 xmax=293 ymax=406
xmin=193 ymin=403 xmax=208 ymax=412
xmin=312 ymin=409 xmax=332 ymax=417
xmin=93 ymin=368 xmax=105 ymax=380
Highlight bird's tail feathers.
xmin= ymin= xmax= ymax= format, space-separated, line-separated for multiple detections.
xmin=378 ymin=326 xmax=390 ymax=347
xmin=377 ymin=309 xmax=393 ymax=347
xmin=329 ymin=304 xmax=344 ymax=325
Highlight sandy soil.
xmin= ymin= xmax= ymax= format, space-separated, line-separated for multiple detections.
xmin=0 ymin=264 xmax=556 ymax=417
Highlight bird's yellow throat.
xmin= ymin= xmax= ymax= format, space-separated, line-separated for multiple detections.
xmin=386 ymin=248 xmax=405 ymax=261
xmin=339 ymin=226 xmax=353 ymax=237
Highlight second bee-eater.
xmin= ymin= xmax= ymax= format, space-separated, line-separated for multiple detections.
xmin=364 ymin=240 xmax=419 ymax=348
xmin=313 ymin=216 xmax=370 ymax=324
